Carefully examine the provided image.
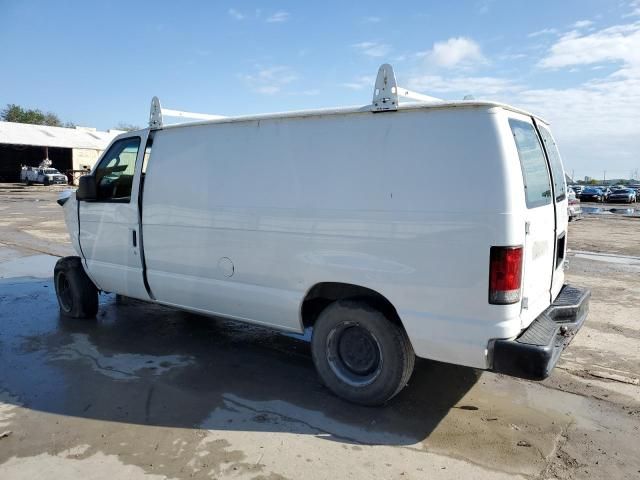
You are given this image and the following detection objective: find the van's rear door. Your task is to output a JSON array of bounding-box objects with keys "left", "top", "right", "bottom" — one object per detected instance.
[
  {"left": 535, "top": 122, "right": 567, "bottom": 302},
  {"left": 508, "top": 116, "right": 556, "bottom": 326}
]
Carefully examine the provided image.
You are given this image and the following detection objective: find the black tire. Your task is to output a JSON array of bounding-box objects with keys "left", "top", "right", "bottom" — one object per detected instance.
[
  {"left": 54, "top": 256, "right": 99, "bottom": 318},
  {"left": 311, "top": 300, "right": 415, "bottom": 406},
  {"left": 43, "top": 177, "right": 50, "bottom": 186}
]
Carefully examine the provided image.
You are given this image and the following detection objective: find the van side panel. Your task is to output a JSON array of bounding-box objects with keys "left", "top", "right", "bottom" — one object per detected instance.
[{"left": 142, "top": 107, "right": 523, "bottom": 368}]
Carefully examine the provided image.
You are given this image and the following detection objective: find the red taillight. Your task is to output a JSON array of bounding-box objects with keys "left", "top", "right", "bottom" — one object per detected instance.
[{"left": 489, "top": 246, "right": 523, "bottom": 305}]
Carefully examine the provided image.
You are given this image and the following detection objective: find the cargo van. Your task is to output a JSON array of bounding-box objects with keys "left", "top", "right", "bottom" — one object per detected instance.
[{"left": 55, "top": 64, "right": 589, "bottom": 405}]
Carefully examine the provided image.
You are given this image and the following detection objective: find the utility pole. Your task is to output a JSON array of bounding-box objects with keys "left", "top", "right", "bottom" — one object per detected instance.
[{"left": 603, "top": 170, "right": 606, "bottom": 184}]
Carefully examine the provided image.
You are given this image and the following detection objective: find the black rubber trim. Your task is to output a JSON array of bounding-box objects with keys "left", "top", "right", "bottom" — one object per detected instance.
[
  {"left": 138, "top": 131, "right": 155, "bottom": 300},
  {"left": 490, "top": 284, "right": 590, "bottom": 380}
]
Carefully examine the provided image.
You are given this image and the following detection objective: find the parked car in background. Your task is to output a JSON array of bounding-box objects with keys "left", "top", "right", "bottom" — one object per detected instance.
[
  {"left": 568, "top": 187, "right": 582, "bottom": 221},
  {"left": 594, "top": 186, "right": 612, "bottom": 201},
  {"left": 571, "top": 185, "right": 584, "bottom": 195},
  {"left": 607, "top": 188, "right": 637, "bottom": 203},
  {"left": 579, "top": 187, "right": 605, "bottom": 202},
  {"left": 20, "top": 166, "right": 68, "bottom": 186}
]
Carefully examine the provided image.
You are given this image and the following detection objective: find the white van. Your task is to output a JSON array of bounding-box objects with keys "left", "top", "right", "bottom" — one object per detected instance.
[{"left": 55, "top": 65, "right": 589, "bottom": 405}]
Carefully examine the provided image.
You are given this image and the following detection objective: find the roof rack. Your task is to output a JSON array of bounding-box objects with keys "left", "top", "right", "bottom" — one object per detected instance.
[
  {"left": 372, "top": 64, "right": 442, "bottom": 112},
  {"left": 148, "top": 64, "right": 442, "bottom": 127},
  {"left": 149, "top": 96, "right": 226, "bottom": 128}
]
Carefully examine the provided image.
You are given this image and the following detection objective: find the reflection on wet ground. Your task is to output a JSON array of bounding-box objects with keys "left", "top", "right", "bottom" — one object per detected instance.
[
  {"left": 0, "top": 277, "right": 478, "bottom": 446},
  {"left": 2, "top": 275, "right": 639, "bottom": 478},
  {"left": 581, "top": 205, "right": 639, "bottom": 216}
]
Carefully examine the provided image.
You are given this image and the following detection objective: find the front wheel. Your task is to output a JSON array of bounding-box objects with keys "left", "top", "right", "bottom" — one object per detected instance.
[
  {"left": 54, "top": 256, "right": 99, "bottom": 318},
  {"left": 311, "top": 300, "right": 415, "bottom": 406}
]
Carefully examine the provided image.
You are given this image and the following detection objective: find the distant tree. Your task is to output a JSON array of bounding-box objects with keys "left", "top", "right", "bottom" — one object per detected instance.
[
  {"left": 1, "top": 104, "right": 62, "bottom": 126},
  {"left": 115, "top": 122, "right": 141, "bottom": 131}
]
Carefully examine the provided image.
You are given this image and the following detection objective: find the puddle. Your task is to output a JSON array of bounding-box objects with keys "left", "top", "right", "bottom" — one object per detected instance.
[
  {"left": 570, "top": 250, "right": 640, "bottom": 272},
  {"left": 53, "top": 333, "right": 194, "bottom": 381},
  {"left": 581, "top": 206, "right": 639, "bottom": 216}
]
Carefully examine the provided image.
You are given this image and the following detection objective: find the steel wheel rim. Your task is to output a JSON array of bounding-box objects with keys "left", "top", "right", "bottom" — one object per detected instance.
[{"left": 326, "top": 322, "right": 383, "bottom": 387}]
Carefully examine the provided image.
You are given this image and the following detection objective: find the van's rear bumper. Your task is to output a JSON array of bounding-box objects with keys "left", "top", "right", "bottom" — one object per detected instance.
[{"left": 490, "top": 285, "right": 590, "bottom": 380}]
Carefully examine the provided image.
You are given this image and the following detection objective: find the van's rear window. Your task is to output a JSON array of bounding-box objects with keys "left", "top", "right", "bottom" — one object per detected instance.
[
  {"left": 509, "top": 119, "right": 552, "bottom": 208},
  {"left": 538, "top": 125, "right": 567, "bottom": 202}
]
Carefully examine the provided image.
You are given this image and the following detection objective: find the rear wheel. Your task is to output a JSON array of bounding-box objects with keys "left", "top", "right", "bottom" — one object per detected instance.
[
  {"left": 311, "top": 300, "right": 415, "bottom": 406},
  {"left": 54, "top": 256, "right": 98, "bottom": 318}
]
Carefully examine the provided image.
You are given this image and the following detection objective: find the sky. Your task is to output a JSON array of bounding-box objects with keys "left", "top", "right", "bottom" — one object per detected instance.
[{"left": 1, "top": 0, "right": 639, "bottom": 180}]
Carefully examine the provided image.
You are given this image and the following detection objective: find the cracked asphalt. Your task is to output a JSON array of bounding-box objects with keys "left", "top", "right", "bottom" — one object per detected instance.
[{"left": 0, "top": 184, "right": 639, "bottom": 479}]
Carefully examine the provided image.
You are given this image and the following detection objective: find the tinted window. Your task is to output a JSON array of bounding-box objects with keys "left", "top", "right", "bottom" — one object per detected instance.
[
  {"left": 538, "top": 125, "right": 566, "bottom": 202},
  {"left": 509, "top": 119, "right": 552, "bottom": 208},
  {"left": 94, "top": 137, "right": 140, "bottom": 201}
]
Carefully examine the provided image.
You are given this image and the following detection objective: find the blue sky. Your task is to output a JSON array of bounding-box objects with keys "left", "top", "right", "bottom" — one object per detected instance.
[{"left": 1, "top": 0, "right": 639, "bottom": 180}]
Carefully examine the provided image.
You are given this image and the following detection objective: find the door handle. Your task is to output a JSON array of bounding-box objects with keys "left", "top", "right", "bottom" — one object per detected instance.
[{"left": 132, "top": 230, "right": 137, "bottom": 247}]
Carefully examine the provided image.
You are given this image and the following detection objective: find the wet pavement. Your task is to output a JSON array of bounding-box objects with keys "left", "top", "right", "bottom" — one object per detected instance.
[
  {"left": 1, "top": 263, "right": 639, "bottom": 479},
  {"left": 579, "top": 202, "right": 640, "bottom": 217}
]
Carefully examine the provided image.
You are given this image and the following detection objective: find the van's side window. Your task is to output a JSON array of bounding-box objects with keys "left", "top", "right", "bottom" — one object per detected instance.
[
  {"left": 538, "top": 125, "right": 566, "bottom": 202},
  {"left": 94, "top": 137, "right": 141, "bottom": 202},
  {"left": 509, "top": 119, "right": 552, "bottom": 208}
]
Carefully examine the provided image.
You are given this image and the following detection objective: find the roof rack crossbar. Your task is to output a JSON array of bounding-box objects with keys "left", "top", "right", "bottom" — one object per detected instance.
[
  {"left": 371, "top": 64, "right": 442, "bottom": 112},
  {"left": 149, "top": 97, "right": 226, "bottom": 128}
]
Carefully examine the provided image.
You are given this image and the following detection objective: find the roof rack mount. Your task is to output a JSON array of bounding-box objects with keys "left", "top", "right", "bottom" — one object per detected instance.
[
  {"left": 149, "top": 97, "right": 226, "bottom": 128},
  {"left": 371, "top": 64, "right": 442, "bottom": 112}
]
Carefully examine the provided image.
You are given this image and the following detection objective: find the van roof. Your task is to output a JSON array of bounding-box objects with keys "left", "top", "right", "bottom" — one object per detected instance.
[{"left": 156, "top": 100, "right": 547, "bottom": 132}]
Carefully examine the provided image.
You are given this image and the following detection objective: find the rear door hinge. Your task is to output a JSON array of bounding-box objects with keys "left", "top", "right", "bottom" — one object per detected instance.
[
  {"left": 525, "top": 221, "right": 531, "bottom": 235},
  {"left": 522, "top": 297, "right": 529, "bottom": 309}
]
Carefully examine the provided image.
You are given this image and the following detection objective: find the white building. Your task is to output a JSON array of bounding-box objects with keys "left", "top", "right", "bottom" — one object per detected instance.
[{"left": 0, "top": 121, "right": 121, "bottom": 182}]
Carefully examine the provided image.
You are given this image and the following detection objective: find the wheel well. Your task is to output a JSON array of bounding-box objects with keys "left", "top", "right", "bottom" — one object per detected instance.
[{"left": 301, "top": 282, "right": 403, "bottom": 329}]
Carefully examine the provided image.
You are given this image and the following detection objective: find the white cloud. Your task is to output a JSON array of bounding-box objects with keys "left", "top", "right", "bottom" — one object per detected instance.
[
  {"left": 516, "top": 76, "right": 640, "bottom": 177},
  {"left": 293, "top": 89, "right": 321, "bottom": 96},
  {"left": 266, "top": 11, "right": 290, "bottom": 23},
  {"left": 421, "top": 37, "right": 486, "bottom": 68},
  {"left": 228, "top": 8, "right": 245, "bottom": 20},
  {"left": 626, "top": 0, "right": 640, "bottom": 17},
  {"left": 499, "top": 52, "right": 527, "bottom": 61},
  {"left": 407, "top": 74, "right": 519, "bottom": 97},
  {"left": 528, "top": 28, "right": 558, "bottom": 38},
  {"left": 522, "top": 19, "right": 640, "bottom": 177},
  {"left": 240, "top": 66, "right": 298, "bottom": 95},
  {"left": 351, "top": 41, "right": 391, "bottom": 58},
  {"left": 538, "top": 23, "right": 640, "bottom": 69},
  {"left": 341, "top": 75, "right": 375, "bottom": 90},
  {"left": 362, "top": 16, "right": 381, "bottom": 23},
  {"left": 572, "top": 20, "right": 594, "bottom": 29},
  {"left": 476, "top": 0, "right": 494, "bottom": 15}
]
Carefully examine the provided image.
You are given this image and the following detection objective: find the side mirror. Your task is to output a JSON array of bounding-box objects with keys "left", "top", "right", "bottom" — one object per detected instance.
[{"left": 76, "top": 175, "right": 97, "bottom": 201}]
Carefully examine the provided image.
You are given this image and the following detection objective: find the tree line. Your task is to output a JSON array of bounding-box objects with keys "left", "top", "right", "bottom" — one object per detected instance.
[{"left": 1, "top": 104, "right": 140, "bottom": 131}]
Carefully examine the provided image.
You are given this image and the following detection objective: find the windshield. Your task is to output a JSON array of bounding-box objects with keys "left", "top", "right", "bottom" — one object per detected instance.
[{"left": 44, "top": 168, "right": 60, "bottom": 174}]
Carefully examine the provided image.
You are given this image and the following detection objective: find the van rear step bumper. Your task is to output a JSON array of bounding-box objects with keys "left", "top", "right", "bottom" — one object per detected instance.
[{"left": 491, "top": 285, "right": 590, "bottom": 380}]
